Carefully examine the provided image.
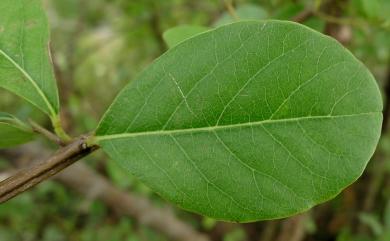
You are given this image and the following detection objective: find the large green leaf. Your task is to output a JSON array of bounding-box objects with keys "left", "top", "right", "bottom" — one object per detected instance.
[
  {"left": 0, "top": 112, "right": 34, "bottom": 148},
  {"left": 0, "top": 0, "right": 59, "bottom": 117},
  {"left": 95, "top": 21, "right": 382, "bottom": 222}
]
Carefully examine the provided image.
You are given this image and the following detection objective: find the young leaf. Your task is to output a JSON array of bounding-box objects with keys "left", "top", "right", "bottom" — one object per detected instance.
[
  {"left": 214, "top": 4, "right": 268, "bottom": 26},
  {"left": 163, "top": 25, "right": 210, "bottom": 49},
  {"left": 0, "top": 0, "right": 59, "bottom": 117},
  {"left": 95, "top": 21, "right": 382, "bottom": 222},
  {"left": 0, "top": 112, "right": 34, "bottom": 148}
]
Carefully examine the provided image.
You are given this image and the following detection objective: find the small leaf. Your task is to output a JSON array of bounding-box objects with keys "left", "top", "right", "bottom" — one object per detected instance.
[
  {"left": 0, "top": 0, "right": 59, "bottom": 117},
  {"left": 95, "top": 21, "right": 382, "bottom": 222},
  {"left": 0, "top": 112, "right": 34, "bottom": 148},
  {"left": 214, "top": 4, "right": 268, "bottom": 26},
  {"left": 163, "top": 25, "right": 210, "bottom": 49}
]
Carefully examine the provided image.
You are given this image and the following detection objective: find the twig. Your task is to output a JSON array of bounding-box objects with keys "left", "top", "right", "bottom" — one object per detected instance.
[
  {"left": 51, "top": 115, "right": 72, "bottom": 142},
  {"left": 28, "top": 119, "right": 64, "bottom": 146},
  {"left": 224, "top": 0, "right": 239, "bottom": 20},
  {"left": 0, "top": 136, "right": 98, "bottom": 203}
]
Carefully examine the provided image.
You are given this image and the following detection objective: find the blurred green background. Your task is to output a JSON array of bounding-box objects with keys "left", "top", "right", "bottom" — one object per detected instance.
[{"left": 1, "top": 0, "right": 390, "bottom": 240}]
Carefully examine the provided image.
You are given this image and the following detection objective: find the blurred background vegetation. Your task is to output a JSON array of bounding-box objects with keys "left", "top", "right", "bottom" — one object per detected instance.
[{"left": 1, "top": 0, "right": 390, "bottom": 240}]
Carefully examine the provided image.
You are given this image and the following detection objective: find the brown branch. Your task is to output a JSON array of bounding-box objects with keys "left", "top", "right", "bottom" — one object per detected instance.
[{"left": 0, "top": 136, "right": 98, "bottom": 203}]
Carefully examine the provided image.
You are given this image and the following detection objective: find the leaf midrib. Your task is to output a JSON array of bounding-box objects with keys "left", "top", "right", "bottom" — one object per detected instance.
[
  {"left": 95, "top": 112, "right": 379, "bottom": 141},
  {"left": 0, "top": 49, "right": 56, "bottom": 116}
]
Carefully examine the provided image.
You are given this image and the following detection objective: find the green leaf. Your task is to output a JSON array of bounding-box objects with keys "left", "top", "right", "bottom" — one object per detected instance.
[
  {"left": 0, "top": 0, "right": 59, "bottom": 117},
  {"left": 163, "top": 25, "right": 210, "bottom": 49},
  {"left": 95, "top": 20, "right": 382, "bottom": 222},
  {"left": 214, "top": 4, "right": 268, "bottom": 26},
  {"left": 0, "top": 112, "right": 34, "bottom": 148}
]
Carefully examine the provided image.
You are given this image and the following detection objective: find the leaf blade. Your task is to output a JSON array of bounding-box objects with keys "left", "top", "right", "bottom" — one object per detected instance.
[
  {"left": 0, "top": 0, "right": 59, "bottom": 116},
  {"left": 96, "top": 20, "right": 382, "bottom": 221}
]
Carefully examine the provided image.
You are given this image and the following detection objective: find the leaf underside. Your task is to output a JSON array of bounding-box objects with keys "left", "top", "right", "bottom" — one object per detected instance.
[
  {"left": 96, "top": 20, "right": 382, "bottom": 222},
  {"left": 0, "top": 0, "right": 59, "bottom": 116}
]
